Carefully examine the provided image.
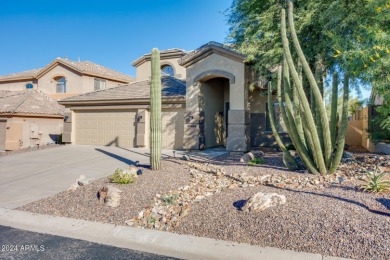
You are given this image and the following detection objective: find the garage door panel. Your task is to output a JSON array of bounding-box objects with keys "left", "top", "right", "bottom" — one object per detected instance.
[
  {"left": 75, "top": 110, "right": 136, "bottom": 147},
  {"left": 161, "top": 111, "right": 184, "bottom": 149}
]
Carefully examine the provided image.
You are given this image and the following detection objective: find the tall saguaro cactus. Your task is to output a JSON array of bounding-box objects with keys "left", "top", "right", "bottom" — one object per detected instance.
[
  {"left": 268, "top": 1, "right": 349, "bottom": 174},
  {"left": 150, "top": 48, "right": 162, "bottom": 170}
]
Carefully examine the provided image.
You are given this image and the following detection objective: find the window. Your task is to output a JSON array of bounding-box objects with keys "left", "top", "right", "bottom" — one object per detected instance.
[
  {"left": 25, "top": 83, "right": 33, "bottom": 89},
  {"left": 55, "top": 77, "right": 66, "bottom": 93},
  {"left": 265, "top": 102, "right": 287, "bottom": 133},
  {"left": 94, "top": 78, "right": 106, "bottom": 91},
  {"left": 161, "top": 65, "right": 174, "bottom": 76}
]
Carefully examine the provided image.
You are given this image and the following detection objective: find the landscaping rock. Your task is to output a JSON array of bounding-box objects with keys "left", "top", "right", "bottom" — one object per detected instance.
[
  {"left": 182, "top": 155, "right": 190, "bottom": 161},
  {"left": 241, "top": 192, "right": 286, "bottom": 212},
  {"left": 67, "top": 175, "right": 87, "bottom": 191},
  {"left": 78, "top": 178, "right": 94, "bottom": 186},
  {"left": 128, "top": 165, "right": 140, "bottom": 176},
  {"left": 240, "top": 151, "right": 265, "bottom": 163},
  {"left": 105, "top": 185, "right": 122, "bottom": 207}
]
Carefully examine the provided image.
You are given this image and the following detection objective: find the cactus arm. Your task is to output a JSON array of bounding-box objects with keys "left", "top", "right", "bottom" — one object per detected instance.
[
  {"left": 281, "top": 8, "right": 326, "bottom": 174},
  {"left": 294, "top": 59, "right": 305, "bottom": 146},
  {"left": 287, "top": 2, "right": 332, "bottom": 169},
  {"left": 282, "top": 58, "right": 319, "bottom": 174},
  {"left": 330, "top": 73, "right": 349, "bottom": 174},
  {"left": 268, "top": 74, "right": 299, "bottom": 169},
  {"left": 330, "top": 72, "right": 339, "bottom": 149},
  {"left": 150, "top": 48, "right": 162, "bottom": 170}
]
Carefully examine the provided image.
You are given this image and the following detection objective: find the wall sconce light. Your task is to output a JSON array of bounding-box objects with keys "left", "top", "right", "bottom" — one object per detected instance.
[
  {"left": 189, "top": 116, "right": 194, "bottom": 120},
  {"left": 137, "top": 116, "right": 143, "bottom": 122}
]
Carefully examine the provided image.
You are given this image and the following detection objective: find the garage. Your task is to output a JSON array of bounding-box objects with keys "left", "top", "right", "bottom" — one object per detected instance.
[
  {"left": 75, "top": 110, "right": 136, "bottom": 147},
  {"left": 161, "top": 110, "right": 184, "bottom": 149}
]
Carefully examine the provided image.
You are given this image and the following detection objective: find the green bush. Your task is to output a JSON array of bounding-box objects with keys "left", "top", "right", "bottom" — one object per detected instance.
[
  {"left": 161, "top": 194, "right": 179, "bottom": 205},
  {"left": 108, "top": 168, "right": 135, "bottom": 184},
  {"left": 248, "top": 157, "right": 265, "bottom": 166},
  {"left": 361, "top": 166, "right": 390, "bottom": 193}
]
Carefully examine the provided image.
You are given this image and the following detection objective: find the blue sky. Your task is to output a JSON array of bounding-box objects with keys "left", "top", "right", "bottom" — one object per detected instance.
[{"left": 0, "top": 0, "right": 232, "bottom": 77}]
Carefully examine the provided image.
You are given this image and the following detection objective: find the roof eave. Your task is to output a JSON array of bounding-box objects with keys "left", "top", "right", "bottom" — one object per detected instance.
[
  {"left": 179, "top": 45, "right": 246, "bottom": 68},
  {"left": 59, "top": 97, "right": 185, "bottom": 106},
  {"left": 132, "top": 51, "right": 186, "bottom": 67}
]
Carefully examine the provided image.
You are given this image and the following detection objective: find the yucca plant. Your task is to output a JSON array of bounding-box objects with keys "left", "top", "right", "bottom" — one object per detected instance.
[{"left": 361, "top": 166, "right": 390, "bottom": 193}]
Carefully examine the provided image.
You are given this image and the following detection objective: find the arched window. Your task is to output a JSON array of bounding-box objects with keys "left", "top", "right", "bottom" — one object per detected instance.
[
  {"left": 55, "top": 77, "right": 66, "bottom": 93},
  {"left": 25, "top": 83, "right": 33, "bottom": 89},
  {"left": 161, "top": 65, "right": 174, "bottom": 76}
]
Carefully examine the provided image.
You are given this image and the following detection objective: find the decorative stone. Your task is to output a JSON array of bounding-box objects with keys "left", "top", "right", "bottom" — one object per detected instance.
[
  {"left": 241, "top": 192, "right": 286, "bottom": 212},
  {"left": 182, "top": 155, "right": 190, "bottom": 161},
  {"left": 67, "top": 175, "right": 87, "bottom": 191},
  {"left": 105, "top": 185, "right": 122, "bottom": 207},
  {"left": 78, "top": 178, "right": 94, "bottom": 186}
]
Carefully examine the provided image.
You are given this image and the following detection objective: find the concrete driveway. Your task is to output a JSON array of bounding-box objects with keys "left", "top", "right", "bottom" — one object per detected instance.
[{"left": 0, "top": 145, "right": 168, "bottom": 209}]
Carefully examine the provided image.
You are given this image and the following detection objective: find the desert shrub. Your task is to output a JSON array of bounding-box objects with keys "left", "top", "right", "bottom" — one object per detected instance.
[
  {"left": 161, "top": 194, "right": 179, "bottom": 205},
  {"left": 108, "top": 168, "right": 135, "bottom": 184},
  {"left": 361, "top": 166, "right": 390, "bottom": 193},
  {"left": 248, "top": 157, "right": 265, "bottom": 166}
]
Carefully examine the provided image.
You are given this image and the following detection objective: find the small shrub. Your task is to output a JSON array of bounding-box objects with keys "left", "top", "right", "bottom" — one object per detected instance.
[
  {"left": 108, "top": 168, "right": 135, "bottom": 184},
  {"left": 248, "top": 157, "right": 265, "bottom": 166},
  {"left": 361, "top": 166, "right": 390, "bottom": 193},
  {"left": 161, "top": 194, "right": 179, "bottom": 205}
]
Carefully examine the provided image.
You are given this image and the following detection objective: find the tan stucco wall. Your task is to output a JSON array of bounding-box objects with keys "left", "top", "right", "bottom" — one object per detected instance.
[
  {"left": 184, "top": 53, "right": 249, "bottom": 151},
  {"left": 4, "top": 116, "right": 63, "bottom": 150},
  {"left": 0, "top": 80, "right": 38, "bottom": 91},
  {"left": 135, "top": 57, "right": 186, "bottom": 81}
]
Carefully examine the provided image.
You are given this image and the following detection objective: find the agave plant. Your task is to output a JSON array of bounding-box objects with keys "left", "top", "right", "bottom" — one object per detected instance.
[{"left": 361, "top": 166, "right": 390, "bottom": 193}]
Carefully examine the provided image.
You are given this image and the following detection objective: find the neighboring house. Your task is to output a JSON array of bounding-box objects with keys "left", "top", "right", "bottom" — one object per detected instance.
[
  {"left": 346, "top": 91, "right": 390, "bottom": 154},
  {"left": 0, "top": 90, "right": 64, "bottom": 151},
  {"left": 59, "top": 42, "right": 288, "bottom": 151},
  {"left": 0, "top": 58, "right": 134, "bottom": 100}
]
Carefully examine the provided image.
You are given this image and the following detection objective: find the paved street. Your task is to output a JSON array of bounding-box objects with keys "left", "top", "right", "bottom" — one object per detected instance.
[{"left": 0, "top": 225, "right": 178, "bottom": 260}]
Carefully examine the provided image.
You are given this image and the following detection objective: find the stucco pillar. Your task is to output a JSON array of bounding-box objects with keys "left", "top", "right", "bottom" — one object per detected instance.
[
  {"left": 227, "top": 110, "right": 250, "bottom": 151},
  {"left": 183, "top": 81, "right": 203, "bottom": 150},
  {"left": 136, "top": 109, "right": 147, "bottom": 147},
  {"left": 62, "top": 109, "right": 72, "bottom": 143}
]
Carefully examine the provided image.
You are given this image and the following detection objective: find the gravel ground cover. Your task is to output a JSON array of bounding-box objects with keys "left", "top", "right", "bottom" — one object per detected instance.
[
  {"left": 19, "top": 152, "right": 390, "bottom": 259},
  {"left": 19, "top": 160, "right": 191, "bottom": 225}
]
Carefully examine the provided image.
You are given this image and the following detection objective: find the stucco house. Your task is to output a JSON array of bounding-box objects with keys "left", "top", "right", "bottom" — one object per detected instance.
[
  {"left": 0, "top": 58, "right": 134, "bottom": 100},
  {"left": 59, "top": 42, "right": 286, "bottom": 152},
  {"left": 0, "top": 90, "right": 64, "bottom": 151}
]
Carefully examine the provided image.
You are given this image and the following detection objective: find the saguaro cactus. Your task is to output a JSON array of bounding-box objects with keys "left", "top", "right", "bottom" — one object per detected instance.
[
  {"left": 272, "top": 1, "right": 349, "bottom": 174},
  {"left": 150, "top": 48, "right": 162, "bottom": 170}
]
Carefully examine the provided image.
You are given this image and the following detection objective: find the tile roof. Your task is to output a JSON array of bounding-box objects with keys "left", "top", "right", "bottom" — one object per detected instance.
[
  {"left": 0, "top": 68, "right": 41, "bottom": 81},
  {"left": 132, "top": 49, "right": 187, "bottom": 67},
  {"left": 52, "top": 58, "right": 134, "bottom": 82},
  {"left": 59, "top": 76, "right": 186, "bottom": 103},
  {"left": 0, "top": 90, "right": 64, "bottom": 116},
  {"left": 179, "top": 41, "right": 246, "bottom": 67},
  {"left": 0, "top": 58, "right": 134, "bottom": 83}
]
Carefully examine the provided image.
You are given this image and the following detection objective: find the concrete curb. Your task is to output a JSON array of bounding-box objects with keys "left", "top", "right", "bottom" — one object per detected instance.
[{"left": 0, "top": 208, "right": 347, "bottom": 260}]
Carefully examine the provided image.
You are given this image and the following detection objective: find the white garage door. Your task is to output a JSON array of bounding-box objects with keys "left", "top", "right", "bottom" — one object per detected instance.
[
  {"left": 161, "top": 111, "right": 184, "bottom": 149},
  {"left": 75, "top": 110, "right": 136, "bottom": 147}
]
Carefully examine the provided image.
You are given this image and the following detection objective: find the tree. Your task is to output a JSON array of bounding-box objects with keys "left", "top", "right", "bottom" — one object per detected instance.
[{"left": 227, "top": 0, "right": 390, "bottom": 92}]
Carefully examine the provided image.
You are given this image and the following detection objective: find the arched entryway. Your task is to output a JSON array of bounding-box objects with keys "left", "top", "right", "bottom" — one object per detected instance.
[{"left": 198, "top": 77, "right": 230, "bottom": 148}]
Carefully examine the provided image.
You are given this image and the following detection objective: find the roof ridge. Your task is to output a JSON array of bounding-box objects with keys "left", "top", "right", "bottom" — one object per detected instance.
[{"left": 11, "top": 91, "right": 33, "bottom": 113}]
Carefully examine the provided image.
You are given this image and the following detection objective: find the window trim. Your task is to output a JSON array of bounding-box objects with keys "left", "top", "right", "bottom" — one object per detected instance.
[
  {"left": 54, "top": 76, "right": 67, "bottom": 93},
  {"left": 94, "top": 78, "right": 106, "bottom": 91},
  {"left": 160, "top": 64, "right": 175, "bottom": 77}
]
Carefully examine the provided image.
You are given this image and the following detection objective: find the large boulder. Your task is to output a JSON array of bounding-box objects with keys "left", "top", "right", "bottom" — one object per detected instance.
[{"left": 241, "top": 192, "right": 286, "bottom": 212}]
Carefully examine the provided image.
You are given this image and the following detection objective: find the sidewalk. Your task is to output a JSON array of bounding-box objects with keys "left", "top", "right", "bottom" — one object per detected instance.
[{"left": 0, "top": 208, "right": 347, "bottom": 260}]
